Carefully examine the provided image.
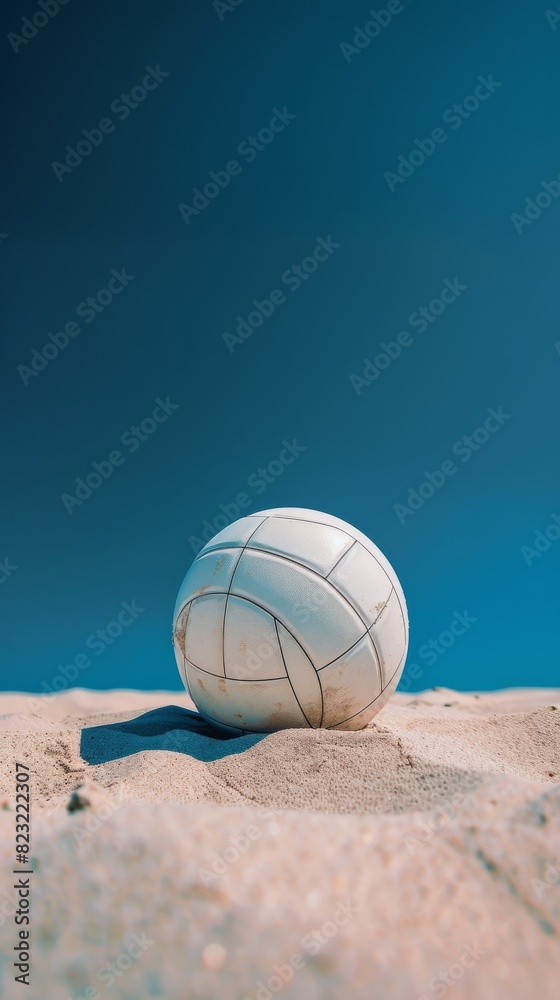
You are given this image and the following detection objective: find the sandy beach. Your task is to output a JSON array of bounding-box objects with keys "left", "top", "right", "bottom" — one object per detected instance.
[{"left": 0, "top": 686, "right": 559, "bottom": 999}]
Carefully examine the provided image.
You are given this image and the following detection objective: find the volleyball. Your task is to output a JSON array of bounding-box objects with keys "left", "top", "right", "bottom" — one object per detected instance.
[{"left": 173, "top": 507, "right": 408, "bottom": 733}]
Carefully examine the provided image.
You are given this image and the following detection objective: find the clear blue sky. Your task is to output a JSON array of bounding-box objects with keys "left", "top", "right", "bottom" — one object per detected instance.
[{"left": 1, "top": 0, "right": 559, "bottom": 693}]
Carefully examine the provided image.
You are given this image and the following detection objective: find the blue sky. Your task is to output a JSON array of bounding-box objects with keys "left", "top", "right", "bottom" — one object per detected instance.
[{"left": 1, "top": 0, "right": 559, "bottom": 693}]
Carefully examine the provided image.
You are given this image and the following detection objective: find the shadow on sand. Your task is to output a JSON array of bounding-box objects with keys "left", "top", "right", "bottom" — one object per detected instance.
[{"left": 80, "top": 705, "right": 267, "bottom": 764}]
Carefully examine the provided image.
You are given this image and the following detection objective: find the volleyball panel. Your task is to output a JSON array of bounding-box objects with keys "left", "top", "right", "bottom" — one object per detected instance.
[
  {"left": 185, "top": 662, "right": 311, "bottom": 732},
  {"left": 184, "top": 593, "right": 226, "bottom": 676},
  {"left": 327, "top": 541, "right": 394, "bottom": 628},
  {"left": 223, "top": 595, "right": 286, "bottom": 680},
  {"left": 230, "top": 547, "right": 365, "bottom": 668},
  {"left": 368, "top": 588, "right": 408, "bottom": 687},
  {"left": 254, "top": 508, "right": 408, "bottom": 629},
  {"left": 198, "top": 515, "right": 267, "bottom": 555},
  {"left": 173, "top": 547, "right": 240, "bottom": 618},
  {"left": 318, "top": 634, "right": 381, "bottom": 729},
  {"left": 247, "top": 516, "right": 353, "bottom": 576},
  {"left": 277, "top": 622, "right": 323, "bottom": 727},
  {"left": 327, "top": 682, "right": 396, "bottom": 731}
]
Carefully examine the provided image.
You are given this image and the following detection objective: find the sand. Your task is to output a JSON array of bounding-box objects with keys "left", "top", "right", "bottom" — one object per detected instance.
[{"left": 0, "top": 686, "right": 559, "bottom": 999}]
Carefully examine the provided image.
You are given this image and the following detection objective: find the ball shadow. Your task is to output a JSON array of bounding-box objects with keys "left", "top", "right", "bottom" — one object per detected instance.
[{"left": 80, "top": 704, "right": 266, "bottom": 764}]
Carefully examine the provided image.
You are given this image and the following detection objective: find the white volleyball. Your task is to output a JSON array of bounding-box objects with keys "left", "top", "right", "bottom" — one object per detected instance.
[{"left": 173, "top": 508, "right": 409, "bottom": 733}]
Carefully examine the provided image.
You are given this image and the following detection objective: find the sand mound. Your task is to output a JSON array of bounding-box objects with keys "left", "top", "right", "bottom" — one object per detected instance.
[{"left": 0, "top": 687, "right": 559, "bottom": 999}]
